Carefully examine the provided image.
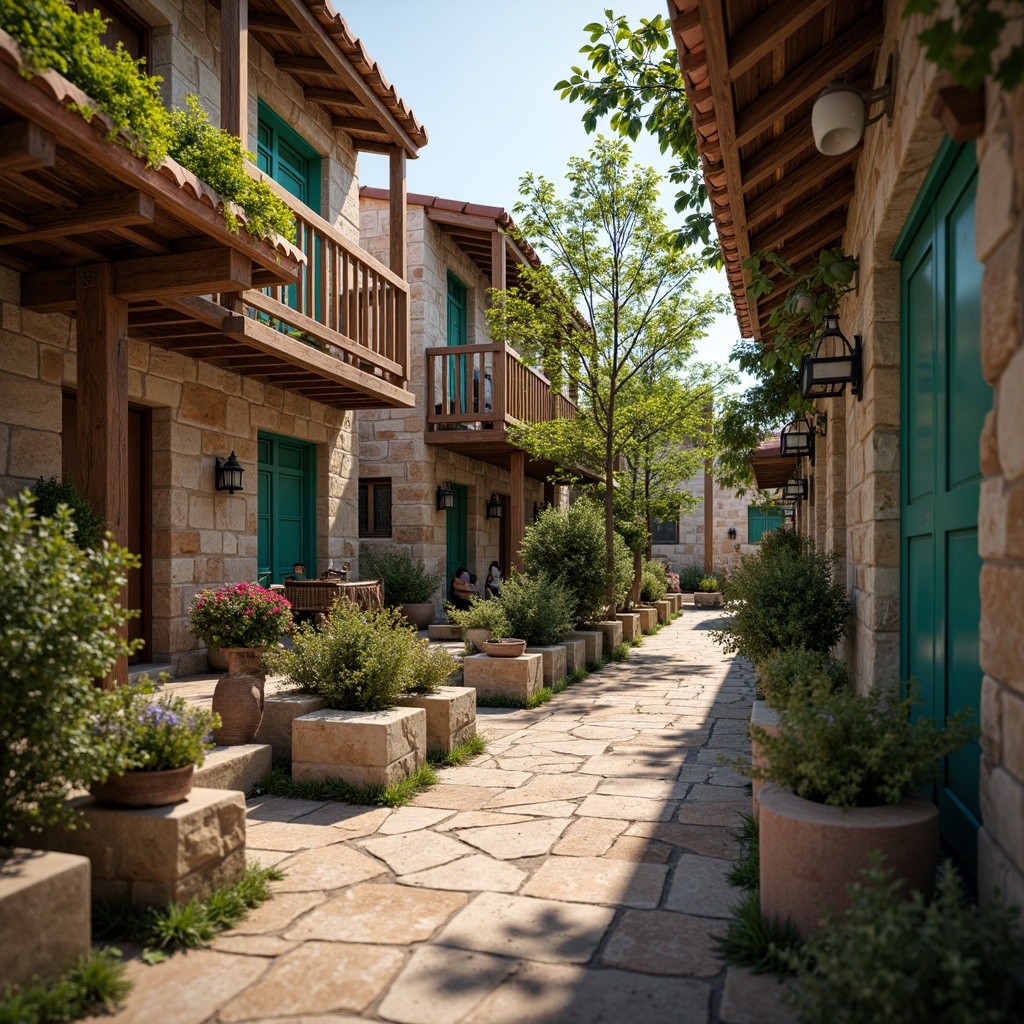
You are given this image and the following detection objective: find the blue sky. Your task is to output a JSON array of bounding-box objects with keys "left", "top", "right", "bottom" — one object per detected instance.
[{"left": 349, "top": 1, "right": 747, "bottom": 379}]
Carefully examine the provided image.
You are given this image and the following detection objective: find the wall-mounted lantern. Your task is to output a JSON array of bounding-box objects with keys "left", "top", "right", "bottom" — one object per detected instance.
[
  {"left": 436, "top": 481, "right": 456, "bottom": 511},
  {"left": 486, "top": 493, "right": 503, "bottom": 520},
  {"left": 727, "top": 527, "right": 737, "bottom": 540},
  {"left": 782, "top": 476, "right": 808, "bottom": 501},
  {"left": 812, "top": 54, "right": 896, "bottom": 155},
  {"left": 779, "top": 416, "right": 813, "bottom": 457},
  {"left": 215, "top": 451, "right": 244, "bottom": 494},
  {"left": 800, "top": 315, "right": 863, "bottom": 401}
]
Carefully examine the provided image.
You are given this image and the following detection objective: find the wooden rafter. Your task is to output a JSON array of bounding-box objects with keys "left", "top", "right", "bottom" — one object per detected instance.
[{"left": 728, "top": 0, "right": 832, "bottom": 79}]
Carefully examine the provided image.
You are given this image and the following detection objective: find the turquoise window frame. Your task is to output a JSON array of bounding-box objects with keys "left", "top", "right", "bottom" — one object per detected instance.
[
  {"left": 256, "top": 101, "right": 322, "bottom": 215},
  {"left": 747, "top": 505, "right": 785, "bottom": 544}
]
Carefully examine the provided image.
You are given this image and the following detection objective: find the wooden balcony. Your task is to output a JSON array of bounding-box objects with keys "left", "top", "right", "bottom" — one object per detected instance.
[{"left": 424, "top": 343, "right": 594, "bottom": 480}]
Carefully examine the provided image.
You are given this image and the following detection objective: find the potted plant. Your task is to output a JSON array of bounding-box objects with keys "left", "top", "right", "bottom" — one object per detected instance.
[
  {"left": 360, "top": 545, "right": 442, "bottom": 629},
  {"left": 188, "top": 583, "right": 292, "bottom": 744},
  {"left": 751, "top": 683, "right": 978, "bottom": 937},
  {"left": 89, "top": 683, "right": 219, "bottom": 807},
  {"left": 493, "top": 572, "right": 575, "bottom": 648},
  {"left": 693, "top": 575, "right": 723, "bottom": 607},
  {"left": 482, "top": 638, "right": 527, "bottom": 658},
  {"left": 640, "top": 560, "right": 668, "bottom": 605},
  {"left": 445, "top": 595, "right": 510, "bottom": 652}
]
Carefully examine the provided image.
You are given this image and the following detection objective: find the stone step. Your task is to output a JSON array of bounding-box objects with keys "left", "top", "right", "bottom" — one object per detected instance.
[
  {"left": 128, "top": 662, "right": 175, "bottom": 685},
  {"left": 194, "top": 744, "right": 272, "bottom": 794}
]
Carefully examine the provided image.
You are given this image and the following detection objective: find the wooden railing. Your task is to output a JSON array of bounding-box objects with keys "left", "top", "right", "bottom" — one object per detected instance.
[
  {"left": 236, "top": 169, "right": 408, "bottom": 385},
  {"left": 425, "top": 342, "right": 577, "bottom": 431}
]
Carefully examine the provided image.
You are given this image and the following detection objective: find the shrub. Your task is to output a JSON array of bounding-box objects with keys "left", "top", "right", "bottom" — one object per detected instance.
[
  {"left": 749, "top": 683, "right": 978, "bottom": 808},
  {"left": 699, "top": 575, "right": 720, "bottom": 593},
  {"left": 407, "top": 642, "right": 457, "bottom": 695},
  {"left": 30, "top": 476, "right": 105, "bottom": 549},
  {"left": 495, "top": 571, "right": 576, "bottom": 646},
  {"left": 756, "top": 648, "right": 848, "bottom": 708},
  {"left": 0, "top": 494, "right": 138, "bottom": 852},
  {"left": 94, "top": 681, "right": 219, "bottom": 773},
  {"left": 788, "top": 855, "right": 1024, "bottom": 1024},
  {"left": 188, "top": 582, "right": 292, "bottom": 650},
  {"left": 268, "top": 604, "right": 450, "bottom": 711},
  {"left": 676, "top": 564, "right": 706, "bottom": 591},
  {"left": 360, "top": 545, "right": 442, "bottom": 606},
  {"left": 640, "top": 560, "right": 668, "bottom": 603},
  {"left": 445, "top": 596, "right": 509, "bottom": 638},
  {"left": 711, "top": 541, "right": 850, "bottom": 664}
]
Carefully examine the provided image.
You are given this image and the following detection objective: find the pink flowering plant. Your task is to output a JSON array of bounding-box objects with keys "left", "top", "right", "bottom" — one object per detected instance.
[{"left": 187, "top": 581, "right": 292, "bottom": 649}]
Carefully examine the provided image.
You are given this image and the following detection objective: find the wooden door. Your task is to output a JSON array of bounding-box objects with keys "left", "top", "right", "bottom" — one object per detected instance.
[
  {"left": 445, "top": 483, "right": 468, "bottom": 585},
  {"left": 62, "top": 394, "right": 151, "bottom": 663},
  {"left": 898, "top": 140, "right": 988, "bottom": 874},
  {"left": 257, "top": 432, "right": 317, "bottom": 585}
]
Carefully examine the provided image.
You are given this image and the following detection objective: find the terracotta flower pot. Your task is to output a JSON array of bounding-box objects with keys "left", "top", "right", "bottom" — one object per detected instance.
[
  {"left": 401, "top": 602, "right": 435, "bottom": 630},
  {"left": 207, "top": 647, "right": 229, "bottom": 672},
  {"left": 90, "top": 764, "right": 195, "bottom": 808},
  {"left": 482, "top": 638, "right": 527, "bottom": 658},
  {"left": 212, "top": 652, "right": 265, "bottom": 745},
  {"left": 466, "top": 627, "right": 491, "bottom": 652},
  {"left": 223, "top": 647, "right": 267, "bottom": 682},
  {"left": 758, "top": 783, "right": 939, "bottom": 938}
]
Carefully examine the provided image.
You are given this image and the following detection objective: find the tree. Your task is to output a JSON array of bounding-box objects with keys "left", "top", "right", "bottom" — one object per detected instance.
[{"left": 488, "top": 137, "right": 727, "bottom": 616}]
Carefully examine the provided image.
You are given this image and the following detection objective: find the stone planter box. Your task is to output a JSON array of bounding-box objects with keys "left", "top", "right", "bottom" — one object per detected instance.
[
  {"left": 292, "top": 707, "right": 426, "bottom": 788},
  {"left": 759, "top": 784, "right": 939, "bottom": 938},
  {"left": 654, "top": 599, "right": 671, "bottom": 623},
  {"left": 397, "top": 686, "right": 477, "bottom": 755},
  {"left": 568, "top": 630, "right": 603, "bottom": 665},
  {"left": 592, "top": 620, "right": 623, "bottom": 653},
  {"left": 463, "top": 652, "right": 543, "bottom": 702},
  {"left": 254, "top": 692, "right": 327, "bottom": 760},
  {"left": 525, "top": 645, "right": 567, "bottom": 686},
  {"left": 466, "top": 628, "right": 492, "bottom": 653},
  {"left": 616, "top": 612, "right": 641, "bottom": 641},
  {"left": 194, "top": 744, "right": 273, "bottom": 793},
  {"left": 427, "top": 623, "right": 462, "bottom": 641},
  {"left": 668, "top": 594, "right": 682, "bottom": 613},
  {"left": 694, "top": 591, "right": 723, "bottom": 607},
  {"left": 33, "top": 788, "right": 246, "bottom": 908},
  {"left": 636, "top": 607, "right": 658, "bottom": 632},
  {"left": 556, "top": 637, "right": 587, "bottom": 674},
  {"left": 750, "top": 700, "right": 781, "bottom": 819},
  {"left": 0, "top": 849, "right": 90, "bottom": 989}
]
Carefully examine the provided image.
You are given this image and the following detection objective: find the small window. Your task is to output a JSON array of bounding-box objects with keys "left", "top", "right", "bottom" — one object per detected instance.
[
  {"left": 359, "top": 479, "right": 392, "bottom": 537},
  {"left": 747, "top": 505, "right": 785, "bottom": 544},
  {"left": 651, "top": 518, "right": 679, "bottom": 545}
]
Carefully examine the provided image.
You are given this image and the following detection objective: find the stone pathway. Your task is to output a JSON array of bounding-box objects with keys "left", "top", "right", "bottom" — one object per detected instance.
[{"left": 92, "top": 610, "right": 796, "bottom": 1024}]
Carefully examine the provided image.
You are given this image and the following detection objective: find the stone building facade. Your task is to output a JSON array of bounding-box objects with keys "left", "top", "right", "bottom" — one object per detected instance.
[{"left": 0, "top": 0, "right": 423, "bottom": 674}]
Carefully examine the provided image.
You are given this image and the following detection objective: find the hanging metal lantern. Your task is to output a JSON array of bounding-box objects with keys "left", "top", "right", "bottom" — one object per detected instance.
[
  {"left": 215, "top": 451, "right": 244, "bottom": 494},
  {"left": 779, "top": 416, "right": 813, "bottom": 457},
  {"left": 486, "top": 493, "right": 503, "bottom": 519},
  {"left": 800, "top": 314, "right": 862, "bottom": 400},
  {"left": 436, "top": 481, "right": 456, "bottom": 511}
]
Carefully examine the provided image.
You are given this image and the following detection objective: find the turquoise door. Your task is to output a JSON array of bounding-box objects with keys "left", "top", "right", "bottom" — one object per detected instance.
[
  {"left": 447, "top": 273, "right": 468, "bottom": 414},
  {"left": 257, "top": 432, "right": 317, "bottom": 585},
  {"left": 445, "top": 483, "right": 468, "bottom": 585},
  {"left": 897, "top": 140, "right": 989, "bottom": 874}
]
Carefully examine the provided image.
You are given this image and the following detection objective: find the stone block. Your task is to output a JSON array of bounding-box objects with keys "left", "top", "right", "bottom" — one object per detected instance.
[
  {"left": 0, "top": 849, "right": 90, "bottom": 989},
  {"left": 254, "top": 692, "right": 327, "bottom": 759},
  {"left": 397, "top": 686, "right": 478, "bottom": 755},
  {"left": 463, "top": 653, "right": 543, "bottom": 702},
  {"left": 750, "top": 700, "right": 781, "bottom": 818},
  {"left": 557, "top": 638, "right": 587, "bottom": 674},
  {"left": 668, "top": 594, "right": 683, "bottom": 613},
  {"left": 33, "top": 788, "right": 246, "bottom": 907},
  {"left": 636, "top": 607, "right": 658, "bottom": 632},
  {"left": 616, "top": 613, "right": 641, "bottom": 641},
  {"left": 592, "top": 620, "right": 623, "bottom": 653},
  {"left": 569, "top": 631, "right": 602, "bottom": 665},
  {"left": 194, "top": 744, "right": 272, "bottom": 793},
  {"left": 428, "top": 623, "right": 463, "bottom": 641},
  {"left": 292, "top": 707, "right": 426, "bottom": 788},
  {"left": 693, "top": 592, "right": 722, "bottom": 607},
  {"left": 654, "top": 599, "right": 671, "bottom": 623},
  {"left": 525, "top": 646, "right": 567, "bottom": 686}
]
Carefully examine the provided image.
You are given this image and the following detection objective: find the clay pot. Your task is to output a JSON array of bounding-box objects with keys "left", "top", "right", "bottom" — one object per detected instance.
[
  {"left": 482, "top": 638, "right": 527, "bottom": 658},
  {"left": 758, "top": 783, "right": 939, "bottom": 938},
  {"left": 401, "top": 602, "right": 435, "bottom": 630},
  {"left": 212, "top": 672, "right": 264, "bottom": 745},
  {"left": 223, "top": 647, "right": 267, "bottom": 682},
  {"left": 90, "top": 764, "right": 195, "bottom": 808},
  {"left": 750, "top": 700, "right": 781, "bottom": 819},
  {"left": 465, "top": 627, "right": 491, "bottom": 652},
  {"left": 207, "top": 647, "right": 229, "bottom": 672}
]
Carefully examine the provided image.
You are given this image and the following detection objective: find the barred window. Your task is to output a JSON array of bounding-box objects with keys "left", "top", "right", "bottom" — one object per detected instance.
[
  {"left": 651, "top": 518, "right": 679, "bottom": 544},
  {"left": 359, "top": 479, "right": 392, "bottom": 538}
]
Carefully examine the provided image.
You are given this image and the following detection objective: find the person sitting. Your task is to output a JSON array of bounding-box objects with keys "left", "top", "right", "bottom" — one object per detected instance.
[
  {"left": 448, "top": 565, "right": 476, "bottom": 611},
  {"left": 485, "top": 560, "right": 502, "bottom": 599}
]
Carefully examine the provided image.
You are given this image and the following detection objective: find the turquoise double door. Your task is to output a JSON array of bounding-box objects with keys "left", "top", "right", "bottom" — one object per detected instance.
[
  {"left": 897, "top": 140, "right": 988, "bottom": 874},
  {"left": 257, "top": 432, "right": 317, "bottom": 586}
]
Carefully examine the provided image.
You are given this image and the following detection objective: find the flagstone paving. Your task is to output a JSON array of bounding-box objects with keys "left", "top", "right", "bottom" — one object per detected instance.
[{"left": 91, "top": 609, "right": 797, "bottom": 1024}]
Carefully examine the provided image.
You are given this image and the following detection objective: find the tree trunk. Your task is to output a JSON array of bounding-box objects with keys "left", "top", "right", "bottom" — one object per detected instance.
[
  {"left": 631, "top": 548, "right": 642, "bottom": 606},
  {"left": 605, "top": 448, "right": 617, "bottom": 620}
]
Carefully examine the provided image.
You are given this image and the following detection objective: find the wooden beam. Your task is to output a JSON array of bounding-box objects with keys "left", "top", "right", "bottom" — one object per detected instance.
[
  {"left": 303, "top": 86, "right": 358, "bottom": 104},
  {"left": 276, "top": 54, "right": 335, "bottom": 74},
  {"left": 0, "top": 121, "right": 56, "bottom": 175},
  {"left": 728, "top": 0, "right": 832, "bottom": 79},
  {"left": 331, "top": 116, "right": 385, "bottom": 134},
  {"left": 76, "top": 263, "right": 128, "bottom": 689},
  {"left": 0, "top": 191, "right": 155, "bottom": 247},
  {"left": 932, "top": 86, "right": 985, "bottom": 142},
  {"left": 352, "top": 139, "right": 393, "bottom": 155},
  {"left": 750, "top": 173, "right": 853, "bottom": 253},
  {"left": 744, "top": 152, "right": 857, "bottom": 229},
  {"left": 735, "top": 16, "right": 882, "bottom": 147},
  {"left": 220, "top": 0, "right": 248, "bottom": 140},
  {"left": 389, "top": 147, "right": 407, "bottom": 279},
  {"left": 425, "top": 209, "right": 499, "bottom": 233},
  {"left": 249, "top": 14, "right": 304, "bottom": 36},
  {"left": 491, "top": 230, "right": 506, "bottom": 291},
  {"left": 510, "top": 450, "right": 525, "bottom": 574},
  {"left": 740, "top": 114, "right": 816, "bottom": 192}
]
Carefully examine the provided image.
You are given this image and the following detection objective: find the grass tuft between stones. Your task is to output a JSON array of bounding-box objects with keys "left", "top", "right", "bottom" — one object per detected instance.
[
  {"left": 428, "top": 733, "right": 488, "bottom": 767},
  {"left": 92, "top": 862, "right": 284, "bottom": 961},
  {"left": 251, "top": 762, "right": 438, "bottom": 808},
  {"left": 725, "top": 812, "right": 760, "bottom": 891},
  {"left": 0, "top": 947, "right": 131, "bottom": 1024}
]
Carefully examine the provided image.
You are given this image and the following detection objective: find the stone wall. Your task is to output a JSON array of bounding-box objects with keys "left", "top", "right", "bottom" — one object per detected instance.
[{"left": 359, "top": 197, "right": 548, "bottom": 615}]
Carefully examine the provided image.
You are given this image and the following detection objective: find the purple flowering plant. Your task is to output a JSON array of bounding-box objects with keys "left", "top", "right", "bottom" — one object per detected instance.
[
  {"left": 93, "top": 681, "right": 219, "bottom": 774},
  {"left": 188, "top": 581, "right": 292, "bottom": 650}
]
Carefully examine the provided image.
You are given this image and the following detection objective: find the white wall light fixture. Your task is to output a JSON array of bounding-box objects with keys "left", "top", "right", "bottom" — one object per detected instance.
[{"left": 812, "top": 54, "right": 896, "bottom": 156}]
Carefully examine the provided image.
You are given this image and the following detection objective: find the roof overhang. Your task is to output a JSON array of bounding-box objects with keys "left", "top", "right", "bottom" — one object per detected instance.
[{"left": 750, "top": 438, "right": 797, "bottom": 490}]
